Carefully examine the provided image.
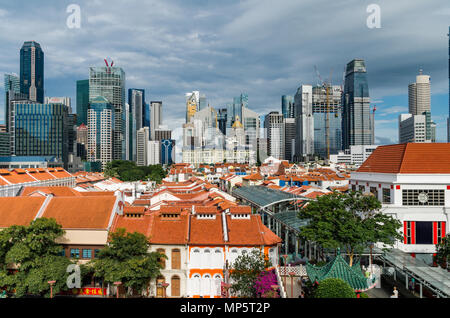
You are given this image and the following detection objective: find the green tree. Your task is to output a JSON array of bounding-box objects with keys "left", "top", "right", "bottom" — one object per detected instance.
[
  {"left": 298, "top": 191, "right": 402, "bottom": 266},
  {"left": 0, "top": 218, "right": 74, "bottom": 297},
  {"left": 90, "top": 228, "right": 165, "bottom": 296},
  {"left": 313, "top": 278, "right": 356, "bottom": 298},
  {"left": 229, "top": 249, "right": 271, "bottom": 297},
  {"left": 434, "top": 234, "right": 450, "bottom": 269},
  {"left": 103, "top": 160, "right": 166, "bottom": 183}
]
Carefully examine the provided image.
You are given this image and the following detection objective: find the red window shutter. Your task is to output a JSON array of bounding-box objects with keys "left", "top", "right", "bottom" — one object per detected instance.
[
  {"left": 442, "top": 222, "right": 447, "bottom": 237},
  {"left": 404, "top": 222, "right": 408, "bottom": 244},
  {"left": 433, "top": 222, "right": 438, "bottom": 245},
  {"left": 390, "top": 185, "right": 394, "bottom": 190},
  {"left": 411, "top": 222, "right": 415, "bottom": 245},
  {"left": 396, "top": 185, "right": 400, "bottom": 190}
]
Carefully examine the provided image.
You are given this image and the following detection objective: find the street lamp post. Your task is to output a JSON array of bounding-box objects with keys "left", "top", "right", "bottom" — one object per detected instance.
[
  {"left": 114, "top": 281, "right": 122, "bottom": 299},
  {"left": 47, "top": 280, "right": 56, "bottom": 299}
]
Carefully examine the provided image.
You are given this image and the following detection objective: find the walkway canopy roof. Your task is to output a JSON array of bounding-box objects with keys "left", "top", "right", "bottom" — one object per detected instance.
[
  {"left": 232, "top": 186, "right": 304, "bottom": 209},
  {"left": 379, "top": 249, "right": 450, "bottom": 297}
]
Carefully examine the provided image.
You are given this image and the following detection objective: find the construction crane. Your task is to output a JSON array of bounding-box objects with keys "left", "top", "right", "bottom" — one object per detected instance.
[{"left": 314, "top": 66, "right": 333, "bottom": 160}]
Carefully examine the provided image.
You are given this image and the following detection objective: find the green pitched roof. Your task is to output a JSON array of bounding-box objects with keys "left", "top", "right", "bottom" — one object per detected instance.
[{"left": 306, "top": 251, "right": 369, "bottom": 291}]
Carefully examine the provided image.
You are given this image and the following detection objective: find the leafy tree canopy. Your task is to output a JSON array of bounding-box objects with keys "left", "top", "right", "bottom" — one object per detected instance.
[
  {"left": 298, "top": 191, "right": 402, "bottom": 265},
  {"left": 104, "top": 160, "right": 167, "bottom": 183},
  {"left": 434, "top": 234, "right": 450, "bottom": 269},
  {"left": 90, "top": 228, "right": 165, "bottom": 294},
  {"left": 0, "top": 218, "right": 74, "bottom": 297},
  {"left": 229, "top": 249, "right": 271, "bottom": 297},
  {"left": 313, "top": 278, "right": 356, "bottom": 298}
]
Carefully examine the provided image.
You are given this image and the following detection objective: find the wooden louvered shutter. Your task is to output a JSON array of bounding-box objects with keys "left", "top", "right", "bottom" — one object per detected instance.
[{"left": 172, "top": 249, "right": 181, "bottom": 269}]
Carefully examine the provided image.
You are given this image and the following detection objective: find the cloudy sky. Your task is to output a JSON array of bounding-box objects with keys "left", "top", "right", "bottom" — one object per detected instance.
[{"left": 0, "top": 0, "right": 449, "bottom": 155}]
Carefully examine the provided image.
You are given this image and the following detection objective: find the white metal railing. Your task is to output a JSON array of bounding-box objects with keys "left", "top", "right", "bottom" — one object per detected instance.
[
  {"left": 279, "top": 265, "right": 307, "bottom": 277},
  {"left": 275, "top": 266, "right": 287, "bottom": 298}
]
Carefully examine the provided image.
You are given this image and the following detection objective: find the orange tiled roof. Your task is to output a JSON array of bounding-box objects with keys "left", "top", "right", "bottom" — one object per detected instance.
[
  {"left": 0, "top": 197, "right": 45, "bottom": 227},
  {"left": 20, "top": 186, "right": 81, "bottom": 197},
  {"left": 357, "top": 143, "right": 450, "bottom": 174},
  {"left": 40, "top": 196, "right": 117, "bottom": 229}
]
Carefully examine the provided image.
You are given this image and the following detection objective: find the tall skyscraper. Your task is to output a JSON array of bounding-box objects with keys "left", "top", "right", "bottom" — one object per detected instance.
[
  {"left": 342, "top": 59, "right": 372, "bottom": 150},
  {"left": 281, "top": 95, "right": 295, "bottom": 118},
  {"left": 408, "top": 70, "right": 431, "bottom": 115},
  {"left": 150, "top": 101, "right": 162, "bottom": 140},
  {"left": 13, "top": 102, "right": 69, "bottom": 165},
  {"left": 227, "top": 93, "right": 248, "bottom": 128},
  {"left": 312, "top": 85, "right": 342, "bottom": 158},
  {"left": 294, "top": 85, "right": 314, "bottom": 160},
  {"left": 217, "top": 108, "right": 227, "bottom": 135},
  {"left": 284, "top": 118, "right": 296, "bottom": 161},
  {"left": 76, "top": 80, "right": 89, "bottom": 126},
  {"left": 186, "top": 91, "right": 199, "bottom": 123},
  {"left": 199, "top": 94, "right": 207, "bottom": 111},
  {"left": 399, "top": 70, "right": 435, "bottom": 144},
  {"left": 136, "top": 127, "right": 150, "bottom": 166},
  {"left": 264, "top": 112, "right": 285, "bottom": 160},
  {"left": 20, "top": 41, "right": 44, "bottom": 103},
  {"left": 4, "top": 73, "right": 21, "bottom": 129},
  {"left": 161, "top": 139, "right": 175, "bottom": 165},
  {"left": 87, "top": 96, "right": 114, "bottom": 167},
  {"left": 89, "top": 64, "right": 125, "bottom": 160},
  {"left": 128, "top": 88, "right": 145, "bottom": 161}
]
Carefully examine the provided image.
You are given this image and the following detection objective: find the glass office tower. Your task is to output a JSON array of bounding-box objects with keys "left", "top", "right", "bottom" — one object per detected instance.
[
  {"left": 76, "top": 80, "right": 89, "bottom": 126},
  {"left": 281, "top": 95, "right": 295, "bottom": 118},
  {"left": 89, "top": 66, "right": 125, "bottom": 160},
  {"left": 14, "top": 102, "right": 69, "bottom": 164},
  {"left": 342, "top": 59, "right": 372, "bottom": 150},
  {"left": 128, "top": 88, "right": 146, "bottom": 161},
  {"left": 4, "top": 73, "right": 21, "bottom": 128},
  {"left": 20, "top": 41, "right": 44, "bottom": 103}
]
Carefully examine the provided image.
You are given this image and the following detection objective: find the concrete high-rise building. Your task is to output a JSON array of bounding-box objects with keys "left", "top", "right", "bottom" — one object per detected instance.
[
  {"left": 150, "top": 101, "right": 162, "bottom": 140},
  {"left": 76, "top": 123, "right": 88, "bottom": 160},
  {"left": 294, "top": 85, "right": 314, "bottom": 160},
  {"left": 399, "top": 71, "right": 435, "bottom": 144},
  {"left": 76, "top": 80, "right": 89, "bottom": 126},
  {"left": 186, "top": 91, "right": 199, "bottom": 123},
  {"left": 408, "top": 70, "right": 431, "bottom": 115},
  {"left": 342, "top": 59, "right": 373, "bottom": 150},
  {"left": 128, "top": 88, "right": 145, "bottom": 161},
  {"left": 264, "top": 112, "right": 285, "bottom": 160},
  {"left": 20, "top": 41, "right": 44, "bottom": 103},
  {"left": 199, "top": 94, "right": 207, "bottom": 111},
  {"left": 148, "top": 140, "right": 160, "bottom": 165},
  {"left": 154, "top": 127, "right": 172, "bottom": 141},
  {"left": 217, "top": 108, "right": 227, "bottom": 135},
  {"left": 312, "top": 85, "right": 342, "bottom": 158},
  {"left": 89, "top": 64, "right": 125, "bottom": 160},
  {"left": 136, "top": 127, "right": 150, "bottom": 166},
  {"left": 281, "top": 95, "right": 295, "bottom": 119},
  {"left": 87, "top": 96, "right": 114, "bottom": 167},
  {"left": 45, "top": 97, "right": 72, "bottom": 113}
]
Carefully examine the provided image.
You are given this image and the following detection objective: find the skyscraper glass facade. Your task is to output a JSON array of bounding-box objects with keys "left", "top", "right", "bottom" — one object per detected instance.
[
  {"left": 342, "top": 59, "right": 372, "bottom": 150},
  {"left": 20, "top": 41, "right": 44, "bottom": 103},
  {"left": 281, "top": 95, "right": 295, "bottom": 118},
  {"left": 76, "top": 79, "right": 89, "bottom": 126},
  {"left": 128, "top": 88, "right": 146, "bottom": 161},
  {"left": 14, "top": 103, "right": 68, "bottom": 164},
  {"left": 4, "top": 73, "right": 21, "bottom": 128},
  {"left": 89, "top": 66, "right": 125, "bottom": 160}
]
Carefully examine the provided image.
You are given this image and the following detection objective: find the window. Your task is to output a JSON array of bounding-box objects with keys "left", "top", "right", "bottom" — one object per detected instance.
[
  {"left": 82, "top": 249, "right": 92, "bottom": 259},
  {"left": 70, "top": 248, "right": 80, "bottom": 258},
  {"left": 59, "top": 249, "right": 66, "bottom": 257},
  {"left": 171, "top": 276, "right": 181, "bottom": 297},
  {"left": 172, "top": 249, "right": 181, "bottom": 270},
  {"left": 402, "top": 189, "right": 444, "bottom": 206},
  {"left": 370, "top": 187, "right": 378, "bottom": 198},
  {"left": 358, "top": 185, "right": 365, "bottom": 192},
  {"left": 382, "top": 188, "right": 391, "bottom": 204},
  {"left": 416, "top": 222, "right": 433, "bottom": 245},
  {"left": 94, "top": 249, "right": 100, "bottom": 258},
  {"left": 157, "top": 249, "right": 166, "bottom": 269}
]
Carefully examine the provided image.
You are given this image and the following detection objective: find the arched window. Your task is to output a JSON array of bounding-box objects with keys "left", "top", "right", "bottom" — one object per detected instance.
[
  {"left": 191, "top": 249, "right": 201, "bottom": 268},
  {"left": 172, "top": 249, "right": 181, "bottom": 269},
  {"left": 229, "top": 248, "right": 238, "bottom": 266},
  {"left": 214, "top": 249, "right": 223, "bottom": 268},
  {"left": 171, "top": 275, "right": 180, "bottom": 297},
  {"left": 156, "top": 275, "right": 165, "bottom": 298},
  {"left": 191, "top": 274, "right": 201, "bottom": 296},
  {"left": 213, "top": 274, "right": 222, "bottom": 297},
  {"left": 202, "top": 249, "right": 211, "bottom": 268},
  {"left": 157, "top": 248, "right": 166, "bottom": 269},
  {"left": 202, "top": 274, "right": 211, "bottom": 296}
]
